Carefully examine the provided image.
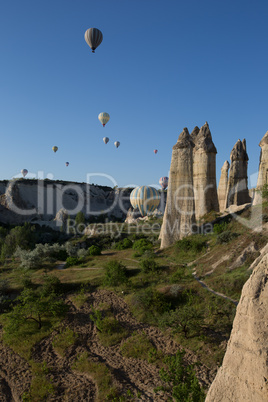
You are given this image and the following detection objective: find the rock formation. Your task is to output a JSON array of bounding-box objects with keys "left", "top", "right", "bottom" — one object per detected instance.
[
  {"left": 217, "top": 161, "right": 230, "bottom": 212},
  {"left": 206, "top": 251, "right": 268, "bottom": 401},
  {"left": 253, "top": 131, "right": 268, "bottom": 205},
  {"left": 226, "top": 139, "right": 251, "bottom": 208},
  {"left": 0, "top": 180, "right": 132, "bottom": 226},
  {"left": 160, "top": 128, "right": 196, "bottom": 248},
  {"left": 191, "top": 122, "right": 219, "bottom": 219}
]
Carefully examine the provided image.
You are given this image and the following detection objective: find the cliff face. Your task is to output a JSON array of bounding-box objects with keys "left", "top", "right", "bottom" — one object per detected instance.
[
  {"left": 206, "top": 251, "right": 268, "bottom": 401},
  {"left": 217, "top": 161, "right": 230, "bottom": 212},
  {"left": 0, "top": 180, "right": 132, "bottom": 226},
  {"left": 160, "top": 128, "right": 196, "bottom": 248},
  {"left": 191, "top": 122, "right": 219, "bottom": 220},
  {"left": 226, "top": 139, "right": 251, "bottom": 207},
  {"left": 253, "top": 131, "right": 268, "bottom": 205}
]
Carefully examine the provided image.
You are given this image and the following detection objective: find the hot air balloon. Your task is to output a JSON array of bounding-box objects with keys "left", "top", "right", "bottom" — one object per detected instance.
[
  {"left": 130, "top": 186, "right": 160, "bottom": 216},
  {"left": 21, "top": 169, "right": 28, "bottom": 178},
  {"left": 159, "top": 177, "right": 169, "bottom": 190},
  {"left": 84, "top": 28, "right": 103, "bottom": 53},
  {"left": 154, "top": 149, "right": 158, "bottom": 154},
  {"left": 52, "top": 146, "right": 58, "bottom": 153},
  {"left": 103, "top": 137, "right": 109, "bottom": 144},
  {"left": 114, "top": 141, "right": 120, "bottom": 148},
  {"left": 98, "top": 112, "right": 110, "bottom": 127},
  {"left": 65, "top": 162, "right": 69, "bottom": 167}
]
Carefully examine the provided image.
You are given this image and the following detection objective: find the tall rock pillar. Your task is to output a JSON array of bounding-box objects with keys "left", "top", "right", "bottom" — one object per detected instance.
[
  {"left": 160, "top": 128, "right": 195, "bottom": 248},
  {"left": 253, "top": 131, "right": 268, "bottom": 205},
  {"left": 217, "top": 161, "right": 230, "bottom": 212},
  {"left": 206, "top": 251, "right": 268, "bottom": 401},
  {"left": 191, "top": 122, "right": 219, "bottom": 220},
  {"left": 226, "top": 139, "right": 251, "bottom": 207}
]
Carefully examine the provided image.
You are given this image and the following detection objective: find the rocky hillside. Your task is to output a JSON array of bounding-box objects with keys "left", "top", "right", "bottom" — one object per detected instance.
[{"left": 0, "top": 179, "right": 132, "bottom": 227}]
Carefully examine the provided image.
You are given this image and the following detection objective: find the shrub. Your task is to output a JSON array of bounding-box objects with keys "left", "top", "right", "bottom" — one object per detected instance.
[
  {"left": 176, "top": 236, "right": 207, "bottom": 253},
  {"left": 217, "top": 231, "right": 238, "bottom": 244},
  {"left": 213, "top": 222, "right": 228, "bottom": 234},
  {"left": 155, "top": 350, "right": 205, "bottom": 401},
  {"left": 132, "top": 238, "right": 153, "bottom": 253},
  {"left": 41, "top": 275, "right": 62, "bottom": 296},
  {"left": 88, "top": 245, "right": 102, "bottom": 256},
  {"left": 131, "top": 288, "right": 170, "bottom": 315},
  {"left": 140, "top": 257, "right": 160, "bottom": 273},
  {"left": 114, "top": 238, "right": 133, "bottom": 250},
  {"left": 75, "top": 211, "right": 85, "bottom": 225},
  {"left": 65, "top": 256, "right": 80, "bottom": 267},
  {"left": 103, "top": 261, "right": 128, "bottom": 287}
]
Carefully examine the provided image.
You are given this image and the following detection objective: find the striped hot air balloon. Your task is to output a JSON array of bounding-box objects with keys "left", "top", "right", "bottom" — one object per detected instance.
[
  {"left": 130, "top": 186, "right": 160, "bottom": 216},
  {"left": 84, "top": 28, "right": 103, "bottom": 53},
  {"left": 21, "top": 169, "right": 28, "bottom": 178},
  {"left": 159, "top": 176, "right": 169, "bottom": 190},
  {"left": 98, "top": 112, "right": 110, "bottom": 127}
]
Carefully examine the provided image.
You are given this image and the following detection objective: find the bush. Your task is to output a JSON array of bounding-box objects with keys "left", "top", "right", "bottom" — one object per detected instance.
[
  {"left": 103, "top": 261, "right": 128, "bottom": 287},
  {"left": 65, "top": 256, "right": 80, "bottom": 267},
  {"left": 41, "top": 275, "right": 62, "bottom": 296},
  {"left": 213, "top": 222, "right": 228, "bottom": 234},
  {"left": 88, "top": 245, "right": 102, "bottom": 256},
  {"left": 217, "top": 231, "right": 238, "bottom": 244},
  {"left": 140, "top": 257, "right": 160, "bottom": 273},
  {"left": 176, "top": 236, "right": 207, "bottom": 253},
  {"left": 155, "top": 350, "right": 205, "bottom": 401},
  {"left": 131, "top": 288, "right": 170, "bottom": 315},
  {"left": 132, "top": 239, "right": 153, "bottom": 253},
  {"left": 114, "top": 238, "right": 133, "bottom": 250}
]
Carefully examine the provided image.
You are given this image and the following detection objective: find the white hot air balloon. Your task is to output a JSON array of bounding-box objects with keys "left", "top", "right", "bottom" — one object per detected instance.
[
  {"left": 103, "top": 137, "right": 109, "bottom": 144},
  {"left": 114, "top": 141, "right": 120, "bottom": 148},
  {"left": 98, "top": 112, "right": 110, "bottom": 127}
]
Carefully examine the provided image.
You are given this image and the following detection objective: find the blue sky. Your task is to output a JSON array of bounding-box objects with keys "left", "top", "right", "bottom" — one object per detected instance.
[{"left": 0, "top": 0, "right": 267, "bottom": 189}]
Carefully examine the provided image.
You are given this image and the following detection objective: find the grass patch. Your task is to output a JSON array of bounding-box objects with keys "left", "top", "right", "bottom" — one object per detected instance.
[
  {"left": 120, "top": 332, "right": 162, "bottom": 363},
  {"left": 72, "top": 352, "right": 118, "bottom": 401},
  {"left": 90, "top": 306, "right": 129, "bottom": 347},
  {"left": 22, "top": 361, "right": 55, "bottom": 401},
  {"left": 52, "top": 328, "right": 77, "bottom": 356}
]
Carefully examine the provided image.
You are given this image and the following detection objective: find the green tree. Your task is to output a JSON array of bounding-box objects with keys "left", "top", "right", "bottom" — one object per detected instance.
[
  {"left": 156, "top": 350, "right": 205, "bottom": 401},
  {"left": 75, "top": 211, "right": 85, "bottom": 225},
  {"left": 6, "top": 288, "right": 68, "bottom": 331},
  {"left": 103, "top": 261, "right": 128, "bottom": 287}
]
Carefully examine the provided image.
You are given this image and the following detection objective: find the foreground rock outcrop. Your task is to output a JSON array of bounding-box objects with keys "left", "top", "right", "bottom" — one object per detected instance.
[
  {"left": 160, "top": 128, "right": 196, "bottom": 248},
  {"left": 206, "top": 251, "right": 268, "bottom": 401},
  {"left": 226, "top": 139, "right": 251, "bottom": 207},
  {"left": 253, "top": 131, "right": 268, "bottom": 205},
  {"left": 217, "top": 161, "right": 230, "bottom": 212},
  {"left": 191, "top": 122, "right": 219, "bottom": 219}
]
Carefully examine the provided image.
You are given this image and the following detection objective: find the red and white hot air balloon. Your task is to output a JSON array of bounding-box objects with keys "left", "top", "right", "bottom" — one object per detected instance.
[{"left": 159, "top": 176, "right": 169, "bottom": 190}]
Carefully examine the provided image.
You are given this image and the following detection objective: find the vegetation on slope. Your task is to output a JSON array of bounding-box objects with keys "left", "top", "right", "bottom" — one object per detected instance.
[{"left": 0, "top": 203, "right": 267, "bottom": 400}]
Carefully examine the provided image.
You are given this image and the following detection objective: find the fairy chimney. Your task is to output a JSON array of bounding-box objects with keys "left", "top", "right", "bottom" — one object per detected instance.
[
  {"left": 191, "top": 122, "right": 219, "bottom": 220},
  {"left": 253, "top": 131, "right": 268, "bottom": 205},
  {"left": 217, "top": 161, "right": 230, "bottom": 212},
  {"left": 160, "top": 128, "right": 196, "bottom": 248},
  {"left": 226, "top": 139, "right": 251, "bottom": 207}
]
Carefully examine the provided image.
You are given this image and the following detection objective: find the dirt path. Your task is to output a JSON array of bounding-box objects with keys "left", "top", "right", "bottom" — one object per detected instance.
[{"left": 190, "top": 269, "right": 238, "bottom": 306}]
